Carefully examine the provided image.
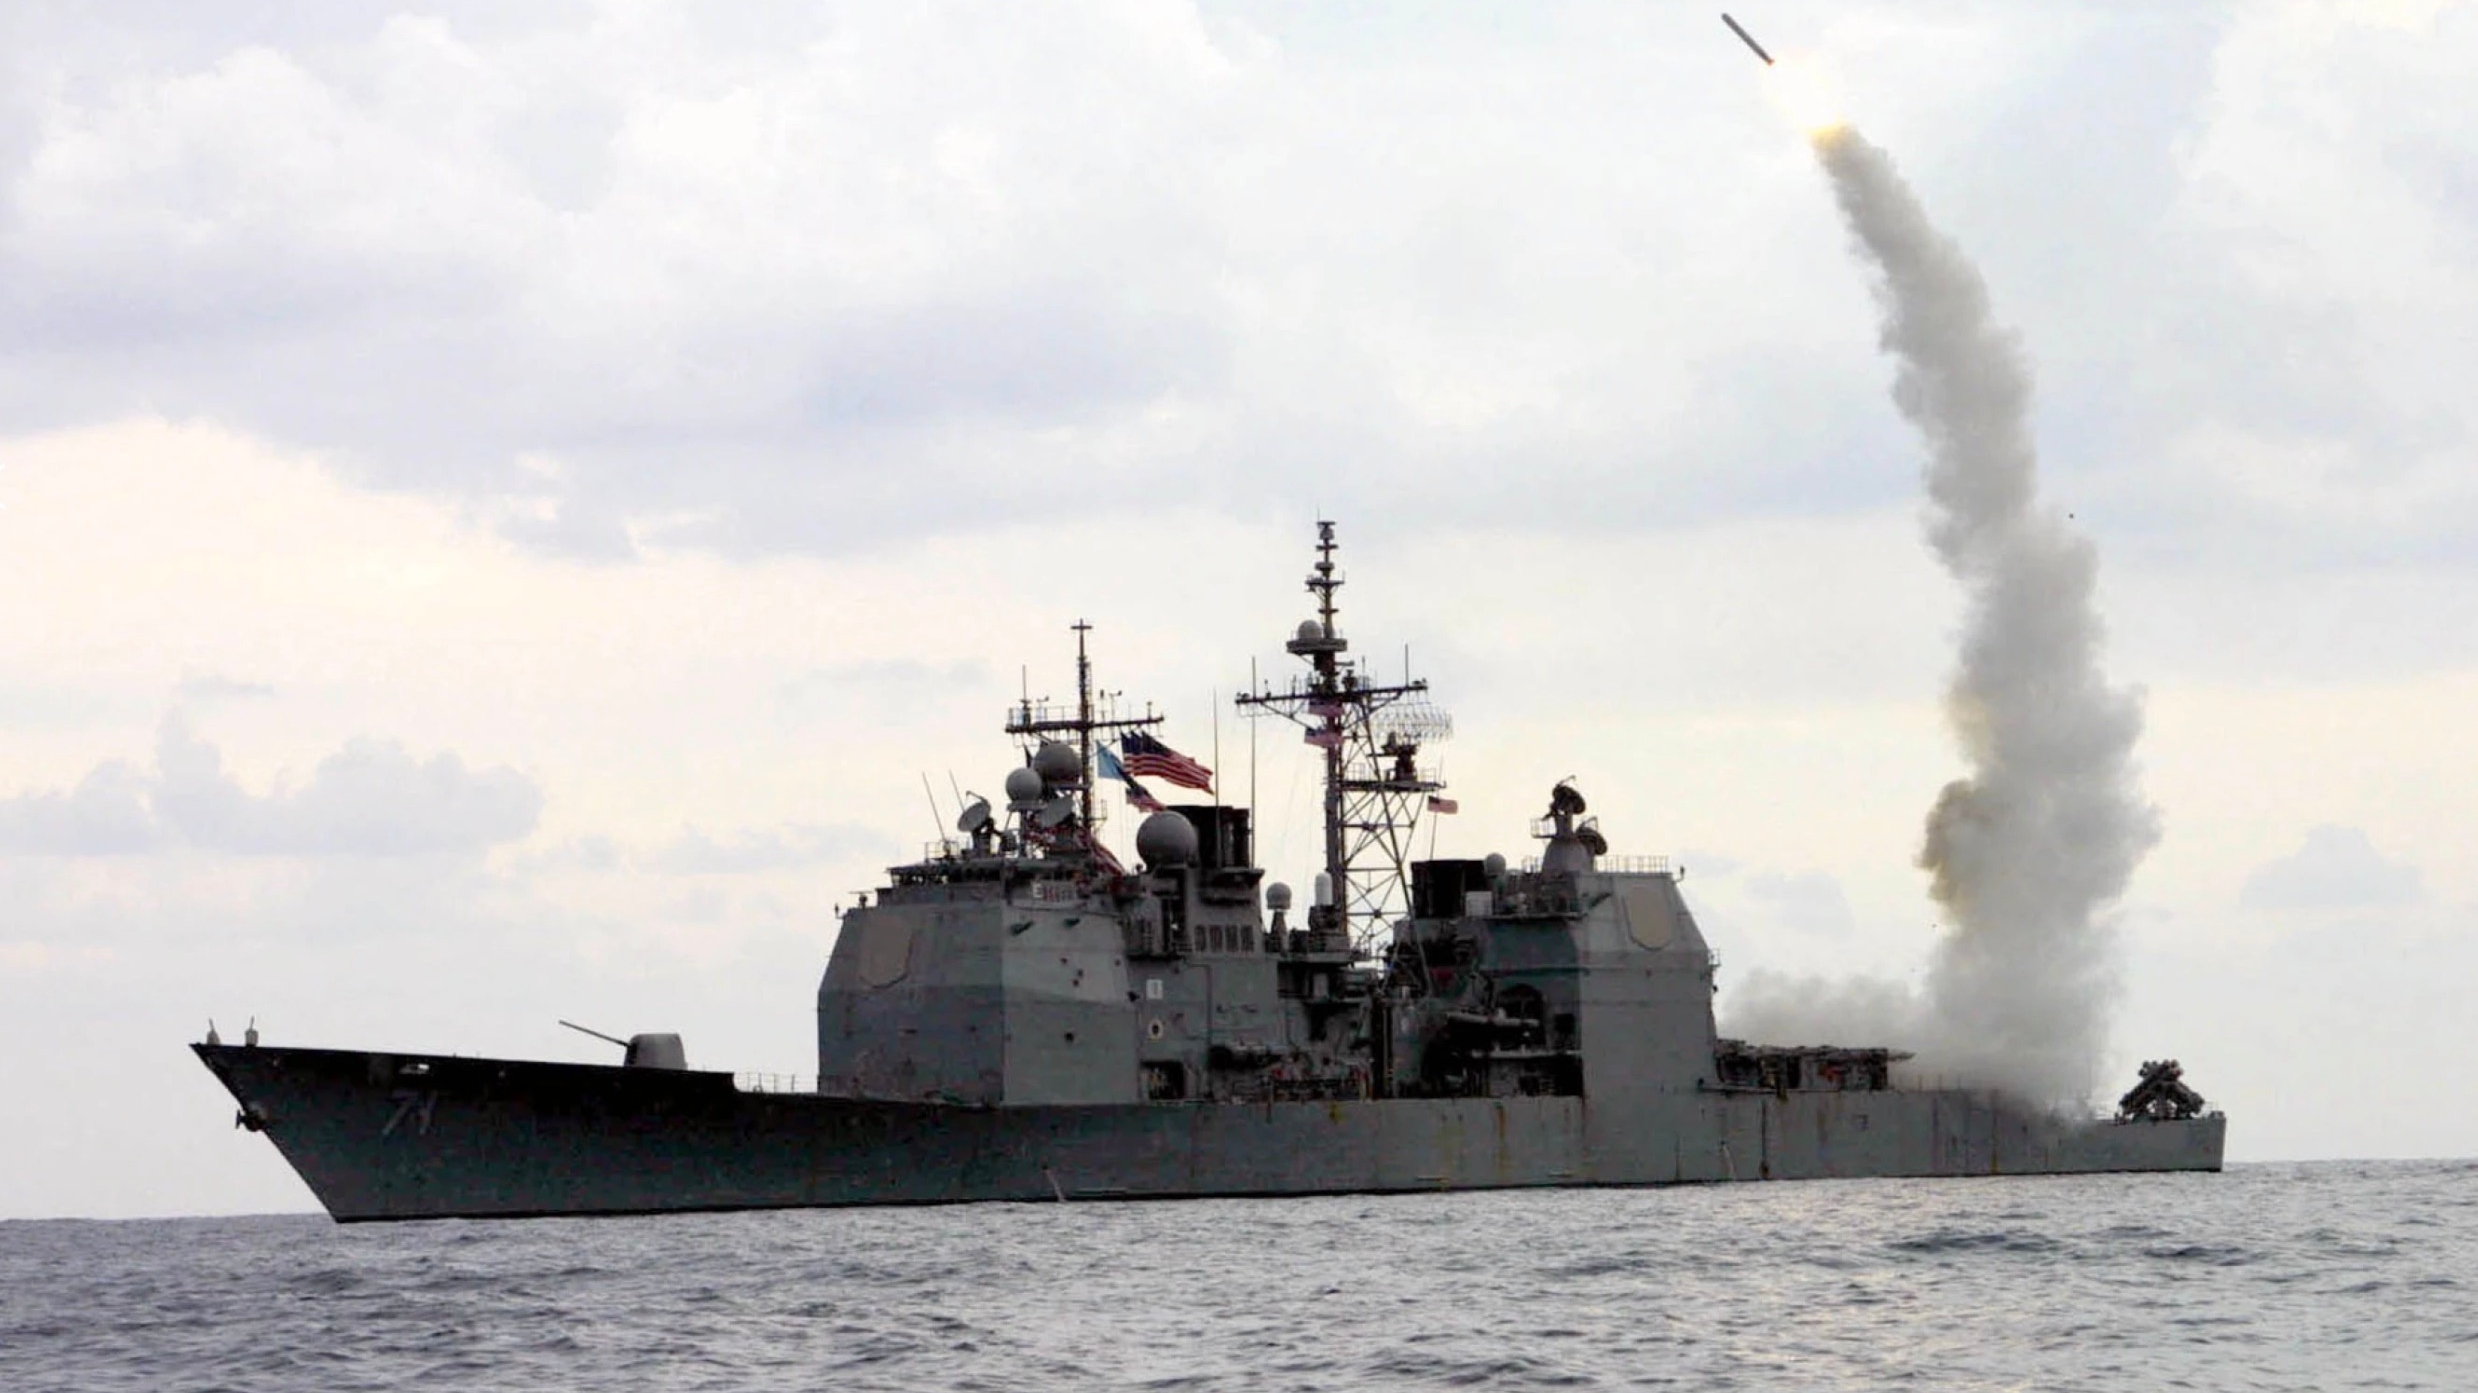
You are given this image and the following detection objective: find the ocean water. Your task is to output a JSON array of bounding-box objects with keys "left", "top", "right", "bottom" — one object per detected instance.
[{"left": 4, "top": 1160, "right": 2472, "bottom": 1392}]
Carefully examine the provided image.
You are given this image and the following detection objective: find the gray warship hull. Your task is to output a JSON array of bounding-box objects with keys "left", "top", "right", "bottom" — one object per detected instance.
[
  {"left": 196, "top": 1044, "right": 2223, "bottom": 1222},
  {"left": 191, "top": 524, "right": 2229, "bottom": 1221}
]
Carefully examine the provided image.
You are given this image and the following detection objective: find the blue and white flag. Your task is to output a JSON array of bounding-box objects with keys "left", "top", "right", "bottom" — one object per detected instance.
[{"left": 1097, "top": 745, "right": 1166, "bottom": 813}]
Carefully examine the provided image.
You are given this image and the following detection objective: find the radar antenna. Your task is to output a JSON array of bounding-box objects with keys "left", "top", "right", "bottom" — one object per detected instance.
[
  {"left": 1235, "top": 521, "right": 1452, "bottom": 954},
  {"left": 1004, "top": 621, "right": 1165, "bottom": 861}
]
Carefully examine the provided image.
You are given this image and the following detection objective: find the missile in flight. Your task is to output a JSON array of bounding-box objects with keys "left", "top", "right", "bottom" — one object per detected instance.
[{"left": 1721, "top": 13, "right": 1775, "bottom": 66}]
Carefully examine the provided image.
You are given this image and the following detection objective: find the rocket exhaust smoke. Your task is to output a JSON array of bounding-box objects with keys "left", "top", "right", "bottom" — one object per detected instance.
[{"left": 1729, "top": 127, "right": 2158, "bottom": 1105}]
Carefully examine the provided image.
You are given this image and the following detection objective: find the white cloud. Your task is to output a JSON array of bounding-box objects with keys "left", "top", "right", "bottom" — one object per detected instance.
[
  {"left": 0, "top": 759, "right": 159, "bottom": 854},
  {"left": 0, "top": 717, "right": 541, "bottom": 858},
  {"left": 2239, "top": 824, "right": 2425, "bottom": 913},
  {"left": 0, "top": 3, "right": 2224, "bottom": 559},
  {"left": 159, "top": 719, "right": 543, "bottom": 856},
  {"left": 0, "top": 2, "right": 2465, "bottom": 578},
  {"left": 1743, "top": 869, "right": 1860, "bottom": 938},
  {"left": 646, "top": 824, "right": 895, "bottom": 876},
  {"left": 173, "top": 672, "right": 275, "bottom": 704}
]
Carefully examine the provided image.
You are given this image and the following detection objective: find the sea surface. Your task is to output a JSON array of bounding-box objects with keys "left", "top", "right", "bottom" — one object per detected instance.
[{"left": 4, "top": 1160, "right": 2472, "bottom": 1391}]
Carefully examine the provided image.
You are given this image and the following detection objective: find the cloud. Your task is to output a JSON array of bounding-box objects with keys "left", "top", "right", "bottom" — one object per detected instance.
[
  {"left": 1742, "top": 869, "right": 1859, "bottom": 938},
  {"left": 645, "top": 823, "right": 893, "bottom": 876},
  {"left": 173, "top": 672, "right": 275, "bottom": 704},
  {"left": 0, "top": 759, "right": 160, "bottom": 854},
  {"left": 0, "top": 717, "right": 541, "bottom": 858},
  {"left": 775, "top": 658, "right": 998, "bottom": 727},
  {"left": 0, "top": 2, "right": 2463, "bottom": 580},
  {"left": 511, "top": 823, "right": 900, "bottom": 878},
  {"left": 156, "top": 720, "right": 542, "bottom": 855},
  {"left": 9, "top": 4, "right": 2367, "bottom": 562},
  {"left": 2239, "top": 824, "right": 2424, "bottom": 913},
  {"left": 0, "top": 6, "right": 1252, "bottom": 556}
]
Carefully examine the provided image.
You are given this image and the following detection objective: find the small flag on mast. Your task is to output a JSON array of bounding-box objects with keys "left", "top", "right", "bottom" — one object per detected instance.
[
  {"left": 1427, "top": 795, "right": 1458, "bottom": 815},
  {"left": 1120, "top": 732, "right": 1214, "bottom": 792}
]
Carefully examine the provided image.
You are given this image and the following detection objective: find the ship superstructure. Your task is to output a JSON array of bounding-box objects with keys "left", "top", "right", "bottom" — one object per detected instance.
[{"left": 193, "top": 523, "right": 2223, "bottom": 1221}]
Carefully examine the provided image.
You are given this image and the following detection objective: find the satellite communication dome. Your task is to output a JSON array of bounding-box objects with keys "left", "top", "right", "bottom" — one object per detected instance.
[
  {"left": 1482, "top": 852, "right": 1507, "bottom": 879},
  {"left": 1003, "top": 766, "right": 1045, "bottom": 805},
  {"left": 1265, "top": 882, "right": 1294, "bottom": 912},
  {"left": 1033, "top": 740, "right": 1081, "bottom": 785},
  {"left": 1295, "top": 619, "right": 1325, "bottom": 644},
  {"left": 1135, "top": 811, "right": 1199, "bottom": 868}
]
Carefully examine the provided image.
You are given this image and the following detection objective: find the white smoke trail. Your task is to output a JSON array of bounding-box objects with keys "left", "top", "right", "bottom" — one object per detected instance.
[{"left": 1725, "top": 127, "right": 2157, "bottom": 1105}]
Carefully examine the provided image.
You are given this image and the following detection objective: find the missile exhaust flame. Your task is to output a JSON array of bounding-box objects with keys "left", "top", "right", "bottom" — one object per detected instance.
[
  {"left": 1720, "top": 15, "right": 1845, "bottom": 134},
  {"left": 1766, "top": 56, "right": 1847, "bottom": 136}
]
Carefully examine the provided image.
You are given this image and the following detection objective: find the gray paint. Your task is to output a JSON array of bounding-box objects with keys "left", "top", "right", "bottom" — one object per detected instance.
[
  {"left": 196, "top": 1045, "right": 2222, "bottom": 1221},
  {"left": 189, "top": 523, "right": 2223, "bottom": 1222},
  {"left": 196, "top": 855, "right": 2226, "bottom": 1222}
]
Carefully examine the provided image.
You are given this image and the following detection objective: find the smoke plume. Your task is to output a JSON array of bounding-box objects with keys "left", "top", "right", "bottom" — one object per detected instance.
[{"left": 1725, "top": 127, "right": 2157, "bottom": 1105}]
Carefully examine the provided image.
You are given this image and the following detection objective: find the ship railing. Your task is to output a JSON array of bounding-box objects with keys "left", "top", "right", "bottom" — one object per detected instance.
[
  {"left": 1517, "top": 853, "right": 1672, "bottom": 876},
  {"left": 1005, "top": 695, "right": 1149, "bottom": 731},
  {"left": 735, "top": 1072, "right": 812, "bottom": 1094}
]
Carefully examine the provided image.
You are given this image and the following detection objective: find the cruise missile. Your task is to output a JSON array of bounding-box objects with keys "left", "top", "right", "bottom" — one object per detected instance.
[{"left": 1721, "top": 13, "right": 1775, "bottom": 66}]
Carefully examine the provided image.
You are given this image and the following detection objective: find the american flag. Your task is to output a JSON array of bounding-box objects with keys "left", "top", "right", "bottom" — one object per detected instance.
[
  {"left": 1120, "top": 732, "right": 1213, "bottom": 792},
  {"left": 1427, "top": 795, "right": 1458, "bottom": 814},
  {"left": 1303, "top": 726, "right": 1343, "bottom": 751},
  {"left": 1097, "top": 746, "right": 1166, "bottom": 813}
]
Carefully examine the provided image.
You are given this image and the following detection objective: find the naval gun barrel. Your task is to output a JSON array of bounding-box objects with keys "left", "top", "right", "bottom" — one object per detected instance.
[{"left": 559, "top": 1019, "right": 631, "bottom": 1049}]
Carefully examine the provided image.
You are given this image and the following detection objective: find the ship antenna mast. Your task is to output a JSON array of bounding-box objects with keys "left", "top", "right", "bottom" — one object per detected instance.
[
  {"left": 1235, "top": 521, "right": 1451, "bottom": 953},
  {"left": 1004, "top": 621, "right": 1164, "bottom": 863},
  {"left": 1075, "top": 619, "right": 1094, "bottom": 833},
  {"left": 1308, "top": 525, "right": 1345, "bottom": 915}
]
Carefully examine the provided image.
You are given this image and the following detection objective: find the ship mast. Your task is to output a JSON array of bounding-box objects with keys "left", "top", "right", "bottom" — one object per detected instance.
[
  {"left": 1309, "top": 530, "right": 1346, "bottom": 905},
  {"left": 1005, "top": 620, "right": 1162, "bottom": 850},
  {"left": 1077, "top": 619, "right": 1095, "bottom": 831},
  {"left": 1236, "top": 521, "right": 1450, "bottom": 951}
]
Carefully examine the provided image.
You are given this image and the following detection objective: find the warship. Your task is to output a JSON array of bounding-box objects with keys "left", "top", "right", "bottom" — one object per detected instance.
[{"left": 194, "top": 523, "right": 2224, "bottom": 1221}]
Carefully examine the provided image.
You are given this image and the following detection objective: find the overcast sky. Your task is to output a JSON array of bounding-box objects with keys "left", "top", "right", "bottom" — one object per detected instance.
[{"left": 4, "top": 1, "right": 2474, "bottom": 1219}]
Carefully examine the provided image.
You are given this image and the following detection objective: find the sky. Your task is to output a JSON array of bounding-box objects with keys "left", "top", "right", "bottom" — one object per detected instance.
[{"left": 3, "top": 0, "right": 2474, "bottom": 1219}]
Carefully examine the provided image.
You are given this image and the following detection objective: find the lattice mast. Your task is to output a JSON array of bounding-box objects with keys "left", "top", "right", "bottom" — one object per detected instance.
[{"left": 1236, "top": 522, "right": 1451, "bottom": 950}]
